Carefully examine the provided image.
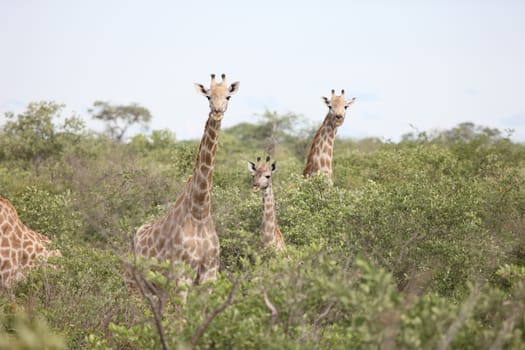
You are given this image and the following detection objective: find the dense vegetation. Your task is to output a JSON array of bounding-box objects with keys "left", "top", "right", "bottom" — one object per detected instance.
[{"left": 1, "top": 101, "right": 524, "bottom": 349}]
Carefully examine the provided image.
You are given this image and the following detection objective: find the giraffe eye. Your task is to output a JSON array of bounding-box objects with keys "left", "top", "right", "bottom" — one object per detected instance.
[
  {"left": 344, "top": 106, "right": 348, "bottom": 109},
  {"left": 265, "top": 175, "right": 270, "bottom": 179},
  {"left": 206, "top": 96, "right": 211, "bottom": 100},
  {"left": 226, "top": 96, "right": 231, "bottom": 100}
]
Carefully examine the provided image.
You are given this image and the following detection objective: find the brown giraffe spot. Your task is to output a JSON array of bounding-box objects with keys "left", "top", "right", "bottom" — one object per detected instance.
[
  {"left": 161, "top": 221, "right": 174, "bottom": 236},
  {"left": 173, "top": 247, "right": 183, "bottom": 259},
  {"left": 173, "top": 231, "right": 183, "bottom": 245},
  {"left": 1, "top": 223, "right": 10, "bottom": 233},
  {"left": 199, "top": 165, "right": 210, "bottom": 179},
  {"left": 198, "top": 178, "right": 208, "bottom": 191},
  {"left": 155, "top": 239, "right": 165, "bottom": 252},
  {"left": 207, "top": 128, "right": 217, "bottom": 140},
  {"left": 185, "top": 239, "right": 196, "bottom": 253},
  {"left": 204, "top": 151, "right": 212, "bottom": 165},
  {"left": 1, "top": 237, "right": 10, "bottom": 247},
  {"left": 1, "top": 259, "right": 11, "bottom": 270},
  {"left": 20, "top": 253, "right": 29, "bottom": 266},
  {"left": 14, "top": 225, "right": 23, "bottom": 239},
  {"left": 152, "top": 228, "right": 161, "bottom": 240},
  {"left": 204, "top": 138, "right": 214, "bottom": 152},
  {"left": 12, "top": 238, "right": 21, "bottom": 249}
]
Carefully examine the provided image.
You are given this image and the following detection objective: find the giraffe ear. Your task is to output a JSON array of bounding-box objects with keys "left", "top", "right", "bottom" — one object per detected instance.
[
  {"left": 346, "top": 97, "right": 356, "bottom": 107},
  {"left": 229, "top": 81, "right": 240, "bottom": 95},
  {"left": 195, "top": 83, "right": 208, "bottom": 96},
  {"left": 247, "top": 161, "right": 256, "bottom": 174},
  {"left": 271, "top": 161, "right": 277, "bottom": 172},
  {"left": 321, "top": 96, "right": 330, "bottom": 106}
]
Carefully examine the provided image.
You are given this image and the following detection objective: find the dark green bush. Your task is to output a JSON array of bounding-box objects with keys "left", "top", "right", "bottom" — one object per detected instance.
[{"left": 2, "top": 103, "right": 525, "bottom": 349}]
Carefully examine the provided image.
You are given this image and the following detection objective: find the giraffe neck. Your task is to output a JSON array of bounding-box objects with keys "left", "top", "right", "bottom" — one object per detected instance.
[
  {"left": 261, "top": 184, "right": 278, "bottom": 246},
  {"left": 303, "top": 115, "right": 337, "bottom": 177},
  {"left": 188, "top": 113, "right": 221, "bottom": 219}
]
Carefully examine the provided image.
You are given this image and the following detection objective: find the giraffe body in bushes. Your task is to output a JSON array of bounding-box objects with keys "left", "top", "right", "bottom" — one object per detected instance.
[
  {"left": 303, "top": 89, "right": 356, "bottom": 180},
  {"left": 248, "top": 156, "right": 285, "bottom": 250},
  {"left": 0, "top": 196, "right": 61, "bottom": 289},
  {"left": 126, "top": 74, "right": 239, "bottom": 293}
]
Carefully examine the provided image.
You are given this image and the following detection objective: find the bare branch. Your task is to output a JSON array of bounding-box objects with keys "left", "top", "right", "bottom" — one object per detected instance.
[
  {"left": 437, "top": 282, "right": 483, "bottom": 350},
  {"left": 263, "top": 290, "right": 278, "bottom": 328},
  {"left": 125, "top": 239, "right": 182, "bottom": 350},
  {"left": 299, "top": 299, "right": 336, "bottom": 342},
  {"left": 190, "top": 273, "right": 245, "bottom": 349},
  {"left": 130, "top": 260, "right": 171, "bottom": 350},
  {"left": 312, "top": 300, "right": 335, "bottom": 330},
  {"left": 490, "top": 302, "right": 522, "bottom": 350}
]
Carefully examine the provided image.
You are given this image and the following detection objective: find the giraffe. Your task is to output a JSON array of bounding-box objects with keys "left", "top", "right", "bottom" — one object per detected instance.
[
  {"left": 303, "top": 89, "right": 356, "bottom": 180},
  {"left": 248, "top": 156, "right": 285, "bottom": 251},
  {"left": 126, "top": 74, "right": 240, "bottom": 294},
  {"left": 0, "top": 196, "right": 61, "bottom": 290}
]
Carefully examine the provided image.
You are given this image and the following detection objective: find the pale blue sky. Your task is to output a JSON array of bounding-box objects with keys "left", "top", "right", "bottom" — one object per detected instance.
[{"left": 1, "top": 1, "right": 524, "bottom": 141}]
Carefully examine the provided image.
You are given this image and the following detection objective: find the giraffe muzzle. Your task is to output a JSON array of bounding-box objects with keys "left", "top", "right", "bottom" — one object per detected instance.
[{"left": 210, "top": 111, "right": 225, "bottom": 121}]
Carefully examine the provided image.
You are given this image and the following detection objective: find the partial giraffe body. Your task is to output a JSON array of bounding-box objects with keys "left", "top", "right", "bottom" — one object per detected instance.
[
  {"left": 126, "top": 74, "right": 239, "bottom": 294},
  {"left": 248, "top": 156, "right": 285, "bottom": 251},
  {"left": 303, "top": 89, "right": 356, "bottom": 180},
  {"left": 0, "top": 196, "right": 61, "bottom": 290}
]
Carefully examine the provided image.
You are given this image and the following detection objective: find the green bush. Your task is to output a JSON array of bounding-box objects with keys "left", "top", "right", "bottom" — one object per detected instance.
[
  {"left": 11, "top": 246, "right": 134, "bottom": 349},
  {"left": 2, "top": 104, "right": 525, "bottom": 349}
]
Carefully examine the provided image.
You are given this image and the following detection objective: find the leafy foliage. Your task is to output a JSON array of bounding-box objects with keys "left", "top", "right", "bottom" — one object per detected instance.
[{"left": 1, "top": 102, "right": 525, "bottom": 349}]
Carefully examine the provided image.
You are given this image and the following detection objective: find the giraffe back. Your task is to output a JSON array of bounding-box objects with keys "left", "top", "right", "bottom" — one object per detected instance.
[{"left": 0, "top": 196, "right": 61, "bottom": 289}]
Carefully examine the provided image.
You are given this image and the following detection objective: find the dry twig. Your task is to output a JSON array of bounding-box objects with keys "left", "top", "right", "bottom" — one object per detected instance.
[
  {"left": 263, "top": 290, "right": 278, "bottom": 328},
  {"left": 190, "top": 273, "right": 246, "bottom": 349}
]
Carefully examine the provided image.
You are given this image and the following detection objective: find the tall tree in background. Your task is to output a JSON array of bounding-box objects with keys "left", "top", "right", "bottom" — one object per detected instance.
[
  {"left": 0, "top": 101, "right": 84, "bottom": 174},
  {"left": 89, "top": 101, "right": 152, "bottom": 142}
]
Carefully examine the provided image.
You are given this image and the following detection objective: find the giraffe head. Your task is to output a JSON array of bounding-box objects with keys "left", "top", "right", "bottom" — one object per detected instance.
[
  {"left": 321, "top": 89, "right": 356, "bottom": 127},
  {"left": 195, "top": 74, "right": 240, "bottom": 120},
  {"left": 248, "top": 156, "right": 276, "bottom": 193}
]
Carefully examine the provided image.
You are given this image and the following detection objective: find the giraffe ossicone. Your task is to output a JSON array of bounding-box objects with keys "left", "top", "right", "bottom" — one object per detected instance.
[
  {"left": 0, "top": 196, "right": 61, "bottom": 290},
  {"left": 303, "top": 89, "right": 356, "bottom": 180},
  {"left": 126, "top": 74, "right": 239, "bottom": 296},
  {"left": 248, "top": 156, "right": 285, "bottom": 251}
]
